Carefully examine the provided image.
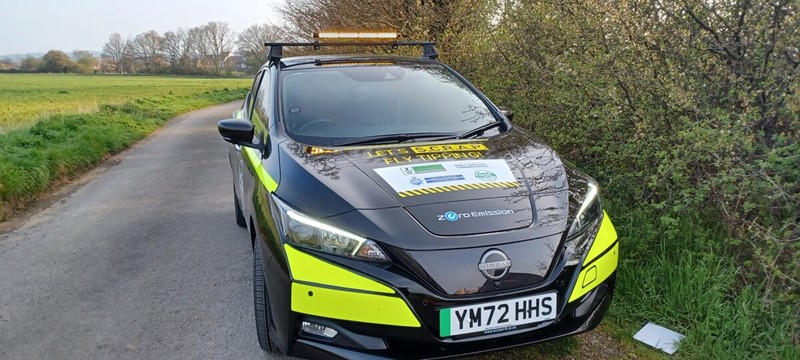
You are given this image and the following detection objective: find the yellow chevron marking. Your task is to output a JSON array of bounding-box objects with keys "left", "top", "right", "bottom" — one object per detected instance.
[{"left": 396, "top": 181, "right": 522, "bottom": 197}]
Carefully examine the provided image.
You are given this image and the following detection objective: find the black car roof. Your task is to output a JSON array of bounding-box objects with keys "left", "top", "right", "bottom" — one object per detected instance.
[{"left": 277, "top": 54, "right": 439, "bottom": 69}]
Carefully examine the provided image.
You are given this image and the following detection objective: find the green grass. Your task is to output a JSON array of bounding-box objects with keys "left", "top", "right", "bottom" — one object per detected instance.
[
  {"left": 0, "top": 76, "right": 248, "bottom": 220},
  {"left": 0, "top": 74, "right": 249, "bottom": 132},
  {"left": 606, "top": 204, "right": 800, "bottom": 359}
]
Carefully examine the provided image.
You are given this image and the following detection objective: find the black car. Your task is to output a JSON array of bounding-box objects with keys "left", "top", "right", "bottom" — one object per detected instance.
[{"left": 217, "top": 33, "right": 619, "bottom": 359}]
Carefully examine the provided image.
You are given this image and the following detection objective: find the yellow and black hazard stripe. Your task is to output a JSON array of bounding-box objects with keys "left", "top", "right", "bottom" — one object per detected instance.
[{"left": 397, "top": 181, "right": 519, "bottom": 198}]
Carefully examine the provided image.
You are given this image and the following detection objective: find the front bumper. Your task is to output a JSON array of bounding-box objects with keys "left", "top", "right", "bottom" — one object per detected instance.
[
  {"left": 274, "top": 213, "right": 619, "bottom": 359},
  {"left": 290, "top": 275, "right": 615, "bottom": 359}
]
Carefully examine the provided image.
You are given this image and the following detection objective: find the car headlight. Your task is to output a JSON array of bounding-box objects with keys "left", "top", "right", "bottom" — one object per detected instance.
[
  {"left": 271, "top": 194, "right": 390, "bottom": 263},
  {"left": 564, "top": 182, "right": 603, "bottom": 266},
  {"left": 567, "top": 182, "right": 602, "bottom": 237}
]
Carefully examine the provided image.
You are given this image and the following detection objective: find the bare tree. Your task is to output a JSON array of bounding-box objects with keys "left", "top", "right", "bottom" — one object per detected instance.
[
  {"left": 189, "top": 26, "right": 210, "bottom": 74},
  {"left": 236, "top": 23, "right": 284, "bottom": 72},
  {"left": 102, "top": 33, "right": 126, "bottom": 73},
  {"left": 178, "top": 28, "right": 198, "bottom": 74},
  {"left": 99, "top": 22, "right": 235, "bottom": 76},
  {"left": 194, "top": 21, "right": 235, "bottom": 76},
  {"left": 163, "top": 29, "right": 192, "bottom": 74},
  {"left": 132, "top": 30, "right": 164, "bottom": 74},
  {"left": 122, "top": 38, "right": 137, "bottom": 74}
]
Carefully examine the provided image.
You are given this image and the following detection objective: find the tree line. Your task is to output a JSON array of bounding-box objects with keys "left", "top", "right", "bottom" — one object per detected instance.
[
  {"left": 0, "top": 21, "right": 284, "bottom": 76},
  {"left": 1, "top": 50, "right": 101, "bottom": 74}
]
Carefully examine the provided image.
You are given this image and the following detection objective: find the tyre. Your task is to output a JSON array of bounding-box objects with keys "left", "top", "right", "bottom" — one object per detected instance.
[
  {"left": 234, "top": 186, "right": 246, "bottom": 227},
  {"left": 253, "top": 244, "right": 278, "bottom": 352}
]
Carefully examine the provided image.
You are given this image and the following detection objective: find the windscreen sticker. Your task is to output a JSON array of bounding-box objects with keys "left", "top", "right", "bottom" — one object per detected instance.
[
  {"left": 366, "top": 143, "right": 488, "bottom": 165},
  {"left": 374, "top": 160, "right": 519, "bottom": 197},
  {"left": 410, "top": 144, "right": 488, "bottom": 154}
]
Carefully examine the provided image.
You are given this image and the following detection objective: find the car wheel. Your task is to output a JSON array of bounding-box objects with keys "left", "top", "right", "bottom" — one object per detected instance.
[
  {"left": 234, "top": 186, "right": 246, "bottom": 228},
  {"left": 253, "top": 244, "right": 279, "bottom": 352}
]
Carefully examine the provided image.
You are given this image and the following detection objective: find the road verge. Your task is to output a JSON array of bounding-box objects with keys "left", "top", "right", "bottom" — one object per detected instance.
[{"left": 0, "top": 88, "right": 247, "bottom": 221}]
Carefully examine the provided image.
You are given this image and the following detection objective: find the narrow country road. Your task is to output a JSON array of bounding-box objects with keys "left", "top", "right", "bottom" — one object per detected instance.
[{"left": 0, "top": 102, "right": 281, "bottom": 359}]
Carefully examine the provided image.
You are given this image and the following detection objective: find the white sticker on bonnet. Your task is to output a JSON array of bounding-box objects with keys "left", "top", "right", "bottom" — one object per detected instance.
[{"left": 373, "top": 159, "right": 518, "bottom": 194}]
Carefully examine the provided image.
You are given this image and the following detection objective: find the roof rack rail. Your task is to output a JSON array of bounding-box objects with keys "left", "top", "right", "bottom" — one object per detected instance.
[{"left": 263, "top": 41, "right": 438, "bottom": 64}]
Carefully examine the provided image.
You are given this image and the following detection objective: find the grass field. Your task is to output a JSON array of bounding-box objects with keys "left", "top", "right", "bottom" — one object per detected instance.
[
  {"left": 0, "top": 74, "right": 248, "bottom": 220},
  {"left": 0, "top": 74, "right": 249, "bottom": 132}
]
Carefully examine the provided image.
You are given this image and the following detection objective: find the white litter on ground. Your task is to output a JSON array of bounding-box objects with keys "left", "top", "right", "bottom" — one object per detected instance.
[{"left": 633, "top": 322, "right": 685, "bottom": 355}]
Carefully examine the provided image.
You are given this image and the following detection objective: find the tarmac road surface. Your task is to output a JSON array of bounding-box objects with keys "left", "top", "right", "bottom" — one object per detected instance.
[{"left": 0, "top": 102, "right": 284, "bottom": 359}]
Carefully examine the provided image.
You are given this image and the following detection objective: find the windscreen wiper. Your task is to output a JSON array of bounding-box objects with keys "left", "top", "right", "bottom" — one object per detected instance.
[
  {"left": 281, "top": 59, "right": 322, "bottom": 69},
  {"left": 456, "top": 121, "right": 503, "bottom": 139},
  {"left": 333, "top": 132, "right": 457, "bottom": 146}
]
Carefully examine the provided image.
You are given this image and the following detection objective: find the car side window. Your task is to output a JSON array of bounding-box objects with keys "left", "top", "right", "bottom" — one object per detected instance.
[
  {"left": 252, "top": 70, "right": 271, "bottom": 128},
  {"left": 247, "top": 71, "right": 265, "bottom": 122}
]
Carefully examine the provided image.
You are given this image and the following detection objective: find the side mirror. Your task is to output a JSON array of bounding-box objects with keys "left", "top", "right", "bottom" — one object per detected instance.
[
  {"left": 498, "top": 106, "right": 514, "bottom": 121},
  {"left": 218, "top": 119, "right": 255, "bottom": 145}
]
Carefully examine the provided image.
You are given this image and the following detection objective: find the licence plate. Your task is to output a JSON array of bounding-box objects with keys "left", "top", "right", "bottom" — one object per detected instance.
[{"left": 439, "top": 292, "right": 557, "bottom": 337}]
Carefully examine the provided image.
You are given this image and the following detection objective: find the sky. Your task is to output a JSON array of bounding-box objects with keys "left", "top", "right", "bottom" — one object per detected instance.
[{"left": 0, "top": 0, "right": 283, "bottom": 55}]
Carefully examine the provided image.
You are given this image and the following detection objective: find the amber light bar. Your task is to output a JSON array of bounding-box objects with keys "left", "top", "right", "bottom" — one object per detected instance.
[
  {"left": 264, "top": 40, "right": 438, "bottom": 61},
  {"left": 314, "top": 32, "right": 398, "bottom": 39}
]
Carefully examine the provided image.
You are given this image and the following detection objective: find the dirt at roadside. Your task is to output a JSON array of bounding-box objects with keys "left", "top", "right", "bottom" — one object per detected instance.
[{"left": 570, "top": 330, "right": 643, "bottom": 359}]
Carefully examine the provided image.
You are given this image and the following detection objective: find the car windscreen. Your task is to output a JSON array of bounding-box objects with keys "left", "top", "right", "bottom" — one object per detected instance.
[{"left": 279, "top": 63, "right": 497, "bottom": 146}]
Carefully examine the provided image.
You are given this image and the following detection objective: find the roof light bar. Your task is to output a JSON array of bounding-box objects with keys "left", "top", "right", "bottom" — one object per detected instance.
[
  {"left": 314, "top": 32, "right": 398, "bottom": 39},
  {"left": 264, "top": 41, "right": 439, "bottom": 63}
]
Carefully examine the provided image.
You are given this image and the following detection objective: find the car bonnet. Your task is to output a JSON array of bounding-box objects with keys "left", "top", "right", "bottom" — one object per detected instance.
[{"left": 279, "top": 129, "right": 569, "bottom": 238}]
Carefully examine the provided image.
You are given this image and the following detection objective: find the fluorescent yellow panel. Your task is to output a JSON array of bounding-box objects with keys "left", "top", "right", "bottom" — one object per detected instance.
[
  {"left": 584, "top": 211, "right": 617, "bottom": 265},
  {"left": 292, "top": 283, "right": 420, "bottom": 327},
  {"left": 568, "top": 243, "right": 619, "bottom": 302},
  {"left": 284, "top": 244, "right": 394, "bottom": 294},
  {"left": 244, "top": 147, "right": 278, "bottom": 192}
]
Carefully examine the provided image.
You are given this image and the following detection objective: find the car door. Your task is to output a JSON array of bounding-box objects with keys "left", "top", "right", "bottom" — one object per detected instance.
[{"left": 232, "top": 70, "right": 266, "bottom": 206}]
